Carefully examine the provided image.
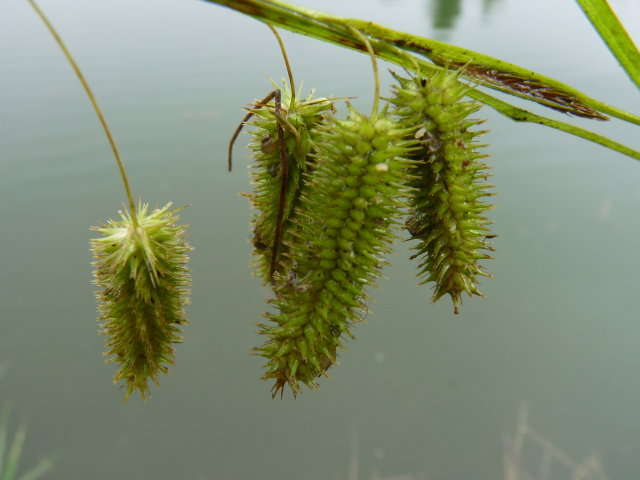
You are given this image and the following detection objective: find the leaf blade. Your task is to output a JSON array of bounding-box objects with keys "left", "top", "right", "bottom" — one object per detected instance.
[{"left": 575, "top": 0, "right": 640, "bottom": 90}]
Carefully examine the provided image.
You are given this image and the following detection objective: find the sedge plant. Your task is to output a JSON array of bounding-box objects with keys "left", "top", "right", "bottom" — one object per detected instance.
[{"left": 27, "top": 0, "right": 640, "bottom": 399}]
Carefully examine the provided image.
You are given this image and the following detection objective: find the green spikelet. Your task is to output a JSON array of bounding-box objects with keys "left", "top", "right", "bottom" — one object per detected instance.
[
  {"left": 246, "top": 81, "right": 335, "bottom": 282},
  {"left": 91, "top": 202, "right": 192, "bottom": 400},
  {"left": 390, "top": 70, "right": 495, "bottom": 314},
  {"left": 255, "top": 104, "right": 414, "bottom": 397}
]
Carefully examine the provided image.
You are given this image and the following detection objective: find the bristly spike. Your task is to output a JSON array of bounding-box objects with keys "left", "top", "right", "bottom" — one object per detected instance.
[
  {"left": 245, "top": 81, "right": 336, "bottom": 283},
  {"left": 255, "top": 102, "right": 415, "bottom": 397},
  {"left": 391, "top": 69, "right": 495, "bottom": 314},
  {"left": 91, "top": 202, "right": 192, "bottom": 401}
]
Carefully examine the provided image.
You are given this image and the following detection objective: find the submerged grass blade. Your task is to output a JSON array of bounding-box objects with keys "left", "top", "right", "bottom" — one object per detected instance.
[
  {"left": 0, "top": 408, "right": 53, "bottom": 480},
  {"left": 14, "top": 457, "right": 54, "bottom": 480},
  {"left": 3, "top": 426, "right": 26, "bottom": 480}
]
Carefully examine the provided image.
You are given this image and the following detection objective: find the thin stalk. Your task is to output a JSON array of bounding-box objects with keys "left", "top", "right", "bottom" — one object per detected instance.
[
  {"left": 28, "top": 0, "right": 138, "bottom": 223},
  {"left": 267, "top": 24, "right": 296, "bottom": 108},
  {"left": 350, "top": 27, "right": 379, "bottom": 119}
]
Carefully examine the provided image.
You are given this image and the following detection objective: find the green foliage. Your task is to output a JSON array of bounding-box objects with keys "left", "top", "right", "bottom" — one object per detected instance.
[
  {"left": 391, "top": 70, "right": 494, "bottom": 313},
  {"left": 255, "top": 104, "right": 414, "bottom": 396},
  {"left": 91, "top": 203, "right": 192, "bottom": 401},
  {"left": 246, "top": 81, "right": 335, "bottom": 282},
  {"left": 208, "top": 0, "right": 640, "bottom": 160}
]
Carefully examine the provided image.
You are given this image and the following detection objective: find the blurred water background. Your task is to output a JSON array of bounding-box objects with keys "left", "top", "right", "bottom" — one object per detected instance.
[{"left": 1, "top": 0, "right": 639, "bottom": 478}]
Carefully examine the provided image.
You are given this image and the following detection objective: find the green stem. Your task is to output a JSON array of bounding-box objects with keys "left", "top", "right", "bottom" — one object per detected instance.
[
  {"left": 267, "top": 24, "right": 296, "bottom": 108},
  {"left": 470, "top": 89, "right": 640, "bottom": 161},
  {"left": 28, "top": 0, "right": 138, "bottom": 223},
  {"left": 350, "top": 27, "right": 379, "bottom": 119}
]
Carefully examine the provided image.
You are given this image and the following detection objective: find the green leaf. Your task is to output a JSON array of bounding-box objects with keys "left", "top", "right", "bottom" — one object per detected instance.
[
  {"left": 16, "top": 457, "right": 53, "bottom": 480},
  {"left": 0, "top": 408, "right": 53, "bottom": 480},
  {"left": 575, "top": 0, "right": 640, "bottom": 89}
]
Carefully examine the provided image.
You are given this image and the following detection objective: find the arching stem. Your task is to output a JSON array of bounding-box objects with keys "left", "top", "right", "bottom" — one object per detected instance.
[
  {"left": 228, "top": 90, "right": 278, "bottom": 171},
  {"left": 350, "top": 27, "right": 379, "bottom": 120},
  {"left": 28, "top": 0, "right": 138, "bottom": 224},
  {"left": 267, "top": 24, "right": 296, "bottom": 109}
]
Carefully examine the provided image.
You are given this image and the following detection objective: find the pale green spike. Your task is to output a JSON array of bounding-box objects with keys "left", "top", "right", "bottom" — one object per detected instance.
[
  {"left": 91, "top": 202, "right": 192, "bottom": 401},
  {"left": 391, "top": 70, "right": 495, "bottom": 314},
  {"left": 255, "top": 105, "right": 414, "bottom": 397}
]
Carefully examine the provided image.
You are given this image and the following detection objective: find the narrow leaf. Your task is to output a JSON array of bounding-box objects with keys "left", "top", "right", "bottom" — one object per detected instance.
[
  {"left": 0, "top": 408, "right": 8, "bottom": 477},
  {"left": 16, "top": 457, "right": 54, "bottom": 480},
  {"left": 3, "top": 426, "right": 26, "bottom": 480},
  {"left": 575, "top": 0, "right": 640, "bottom": 89}
]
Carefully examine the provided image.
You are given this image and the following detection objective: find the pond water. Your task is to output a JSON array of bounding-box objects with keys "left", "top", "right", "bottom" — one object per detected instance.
[{"left": 1, "top": 0, "right": 639, "bottom": 479}]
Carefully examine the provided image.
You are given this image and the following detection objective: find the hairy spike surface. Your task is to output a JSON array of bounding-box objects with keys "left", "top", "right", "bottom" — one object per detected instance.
[
  {"left": 255, "top": 103, "right": 414, "bottom": 397},
  {"left": 91, "top": 202, "right": 192, "bottom": 401},
  {"left": 390, "top": 70, "right": 495, "bottom": 314},
  {"left": 247, "top": 81, "right": 335, "bottom": 282}
]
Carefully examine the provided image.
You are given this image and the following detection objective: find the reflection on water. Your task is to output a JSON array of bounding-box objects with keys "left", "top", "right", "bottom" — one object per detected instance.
[
  {"left": 430, "top": 0, "right": 461, "bottom": 29},
  {"left": 482, "top": 0, "right": 503, "bottom": 15},
  {"left": 503, "top": 405, "right": 607, "bottom": 480},
  {"left": 429, "top": 0, "right": 504, "bottom": 29}
]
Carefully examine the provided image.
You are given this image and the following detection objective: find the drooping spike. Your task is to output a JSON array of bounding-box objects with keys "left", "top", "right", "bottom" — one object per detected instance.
[
  {"left": 255, "top": 104, "right": 415, "bottom": 397},
  {"left": 245, "top": 81, "right": 336, "bottom": 283},
  {"left": 390, "top": 69, "right": 495, "bottom": 314},
  {"left": 91, "top": 203, "right": 192, "bottom": 400}
]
